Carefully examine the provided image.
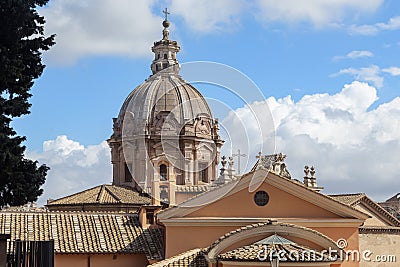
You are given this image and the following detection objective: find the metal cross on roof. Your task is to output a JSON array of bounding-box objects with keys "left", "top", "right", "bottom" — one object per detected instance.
[
  {"left": 232, "top": 149, "right": 246, "bottom": 174},
  {"left": 163, "top": 8, "right": 170, "bottom": 21}
]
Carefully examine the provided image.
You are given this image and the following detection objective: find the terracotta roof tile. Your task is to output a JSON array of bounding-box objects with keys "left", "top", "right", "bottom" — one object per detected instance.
[
  {"left": 0, "top": 211, "right": 163, "bottom": 259},
  {"left": 329, "top": 193, "right": 365, "bottom": 206},
  {"left": 147, "top": 249, "right": 207, "bottom": 267},
  {"left": 218, "top": 237, "right": 335, "bottom": 262},
  {"left": 46, "top": 184, "right": 151, "bottom": 206},
  {"left": 207, "top": 222, "right": 338, "bottom": 253}
]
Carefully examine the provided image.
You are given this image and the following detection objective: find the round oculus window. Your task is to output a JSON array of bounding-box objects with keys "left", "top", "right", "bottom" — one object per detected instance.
[{"left": 254, "top": 191, "right": 269, "bottom": 206}]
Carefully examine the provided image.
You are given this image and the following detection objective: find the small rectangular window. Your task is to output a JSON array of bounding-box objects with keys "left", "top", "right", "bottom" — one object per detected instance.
[
  {"left": 199, "top": 163, "right": 208, "bottom": 183},
  {"left": 125, "top": 163, "right": 133, "bottom": 182},
  {"left": 146, "top": 211, "right": 154, "bottom": 225}
]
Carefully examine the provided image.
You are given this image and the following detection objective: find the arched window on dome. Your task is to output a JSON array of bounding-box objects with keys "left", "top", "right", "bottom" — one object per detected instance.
[
  {"left": 160, "top": 164, "right": 168, "bottom": 181},
  {"left": 164, "top": 53, "right": 168, "bottom": 59}
]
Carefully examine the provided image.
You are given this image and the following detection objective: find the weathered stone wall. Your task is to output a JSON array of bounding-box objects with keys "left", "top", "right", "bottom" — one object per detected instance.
[{"left": 359, "top": 233, "right": 399, "bottom": 267}]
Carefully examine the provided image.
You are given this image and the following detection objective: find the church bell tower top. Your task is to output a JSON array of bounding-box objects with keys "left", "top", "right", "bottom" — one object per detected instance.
[{"left": 150, "top": 8, "right": 180, "bottom": 75}]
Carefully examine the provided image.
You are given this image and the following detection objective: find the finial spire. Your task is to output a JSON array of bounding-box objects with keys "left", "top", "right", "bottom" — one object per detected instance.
[
  {"left": 150, "top": 8, "right": 180, "bottom": 75},
  {"left": 303, "top": 165, "right": 323, "bottom": 192},
  {"left": 161, "top": 8, "right": 171, "bottom": 40},
  {"left": 163, "top": 8, "right": 170, "bottom": 21}
]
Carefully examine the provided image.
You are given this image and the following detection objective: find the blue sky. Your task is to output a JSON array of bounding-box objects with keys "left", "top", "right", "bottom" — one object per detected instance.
[{"left": 13, "top": 0, "right": 400, "bottom": 204}]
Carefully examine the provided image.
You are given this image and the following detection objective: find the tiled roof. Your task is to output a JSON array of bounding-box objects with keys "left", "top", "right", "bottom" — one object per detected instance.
[
  {"left": 384, "top": 193, "right": 400, "bottom": 202},
  {"left": 207, "top": 222, "right": 338, "bottom": 253},
  {"left": 0, "top": 211, "right": 163, "bottom": 259},
  {"left": 147, "top": 249, "right": 207, "bottom": 267},
  {"left": 331, "top": 193, "right": 400, "bottom": 227},
  {"left": 329, "top": 193, "right": 365, "bottom": 206},
  {"left": 218, "top": 234, "right": 334, "bottom": 262},
  {"left": 46, "top": 184, "right": 151, "bottom": 206}
]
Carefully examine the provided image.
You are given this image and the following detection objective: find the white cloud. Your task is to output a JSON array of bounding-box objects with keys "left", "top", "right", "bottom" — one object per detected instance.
[
  {"left": 255, "top": 0, "right": 383, "bottom": 27},
  {"left": 40, "top": 0, "right": 162, "bottom": 65},
  {"left": 348, "top": 24, "right": 379, "bottom": 35},
  {"left": 333, "top": 65, "right": 383, "bottom": 88},
  {"left": 333, "top": 50, "right": 374, "bottom": 61},
  {"left": 382, "top": 67, "right": 400, "bottom": 76},
  {"left": 222, "top": 81, "right": 400, "bottom": 201},
  {"left": 170, "top": 0, "right": 245, "bottom": 33},
  {"left": 333, "top": 65, "right": 400, "bottom": 87},
  {"left": 376, "top": 16, "right": 400, "bottom": 30},
  {"left": 349, "top": 16, "right": 400, "bottom": 35},
  {"left": 27, "top": 136, "right": 111, "bottom": 206},
  {"left": 43, "top": 135, "right": 84, "bottom": 156},
  {"left": 346, "top": 50, "right": 373, "bottom": 59},
  {"left": 37, "top": 0, "right": 386, "bottom": 64}
]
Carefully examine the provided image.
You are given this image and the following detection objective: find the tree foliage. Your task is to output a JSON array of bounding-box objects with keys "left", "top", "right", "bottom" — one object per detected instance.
[{"left": 0, "top": 0, "right": 55, "bottom": 207}]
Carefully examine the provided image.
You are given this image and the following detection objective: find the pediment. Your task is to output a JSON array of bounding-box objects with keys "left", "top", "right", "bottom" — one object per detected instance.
[
  {"left": 356, "top": 198, "right": 400, "bottom": 227},
  {"left": 158, "top": 170, "right": 369, "bottom": 221}
]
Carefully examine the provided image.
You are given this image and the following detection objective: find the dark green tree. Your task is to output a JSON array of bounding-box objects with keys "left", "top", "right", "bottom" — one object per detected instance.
[{"left": 0, "top": 0, "right": 55, "bottom": 207}]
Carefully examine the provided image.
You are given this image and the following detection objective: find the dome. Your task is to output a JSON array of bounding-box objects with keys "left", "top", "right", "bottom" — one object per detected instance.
[
  {"left": 116, "top": 71, "right": 213, "bottom": 136},
  {"left": 108, "top": 14, "right": 224, "bottom": 203}
]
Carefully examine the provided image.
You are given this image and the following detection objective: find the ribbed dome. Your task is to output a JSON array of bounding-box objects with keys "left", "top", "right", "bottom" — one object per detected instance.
[
  {"left": 109, "top": 15, "right": 224, "bottom": 201},
  {"left": 117, "top": 71, "right": 213, "bottom": 136}
]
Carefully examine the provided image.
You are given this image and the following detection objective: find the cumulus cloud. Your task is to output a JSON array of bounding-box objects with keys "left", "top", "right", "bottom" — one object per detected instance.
[
  {"left": 255, "top": 0, "right": 383, "bottom": 27},
  {"left": 222, "top": 81, "right": 400, "bottom": 201},
  {"left": 333, "top": 65, "right": 383, "bottom": 88},
  {"left": 333, "top": 50, "right": 374, "bottom": 61},
  {"left": 39, "top": 0, "right": 162, "bottom": 65},
  {"left": 27, "top": 136, "right": 111, "bottom": 206},
  {"left": 349, "top": 16, "right": 400, "bottom": 35},
  {"left": 38, "top": 0, "right": 386, "bottom": 64},
  {"left": 170, "top": 0, "right": 245, "bottom": 33},
  {"left": 28, "top": 82, "right": 400, "bottom": 205},
  {"left": 332, "top": 65, "right": 400, "bottom": 88},
  {"left": 170, "top": 0, "right": 384, "bottom": 31}
]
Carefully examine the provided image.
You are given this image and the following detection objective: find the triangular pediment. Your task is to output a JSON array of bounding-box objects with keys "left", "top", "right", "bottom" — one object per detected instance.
[
  {"left": 158, "top": 170, "right": 369, "bottom": 221},
  {"left": 356, "top": 197, "right": 400, "bottom": 227},
  {"left": 331, "top": 193, "right": 400, "bottom": 227}
]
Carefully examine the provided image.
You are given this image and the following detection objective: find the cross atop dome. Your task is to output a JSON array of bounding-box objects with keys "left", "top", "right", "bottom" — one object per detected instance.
[
  {"left": 150, "top": 8, "right": 180, "bottom": 74},
  {"left": 163, "top": 8, "right": 170, "bottom": 21},
  {"left": 162, "top": 8, "right": 171, "bottom": 39}
]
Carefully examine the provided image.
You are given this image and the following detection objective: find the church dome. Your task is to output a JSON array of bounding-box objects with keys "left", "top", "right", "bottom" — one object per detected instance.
[
  {"left": 116, "top": 71, "right": 213, "bottom": 136},
  {"left": 109, "top": 11, "right": 224, "bottom": 201},
  {"left": 114, "top": 14, "right": 214, "bottom": 138}
]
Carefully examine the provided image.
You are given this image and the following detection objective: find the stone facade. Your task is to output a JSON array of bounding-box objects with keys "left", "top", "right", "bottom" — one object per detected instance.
[{"left": 359, "top": 232, "right": 399, "bottom": 267}]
